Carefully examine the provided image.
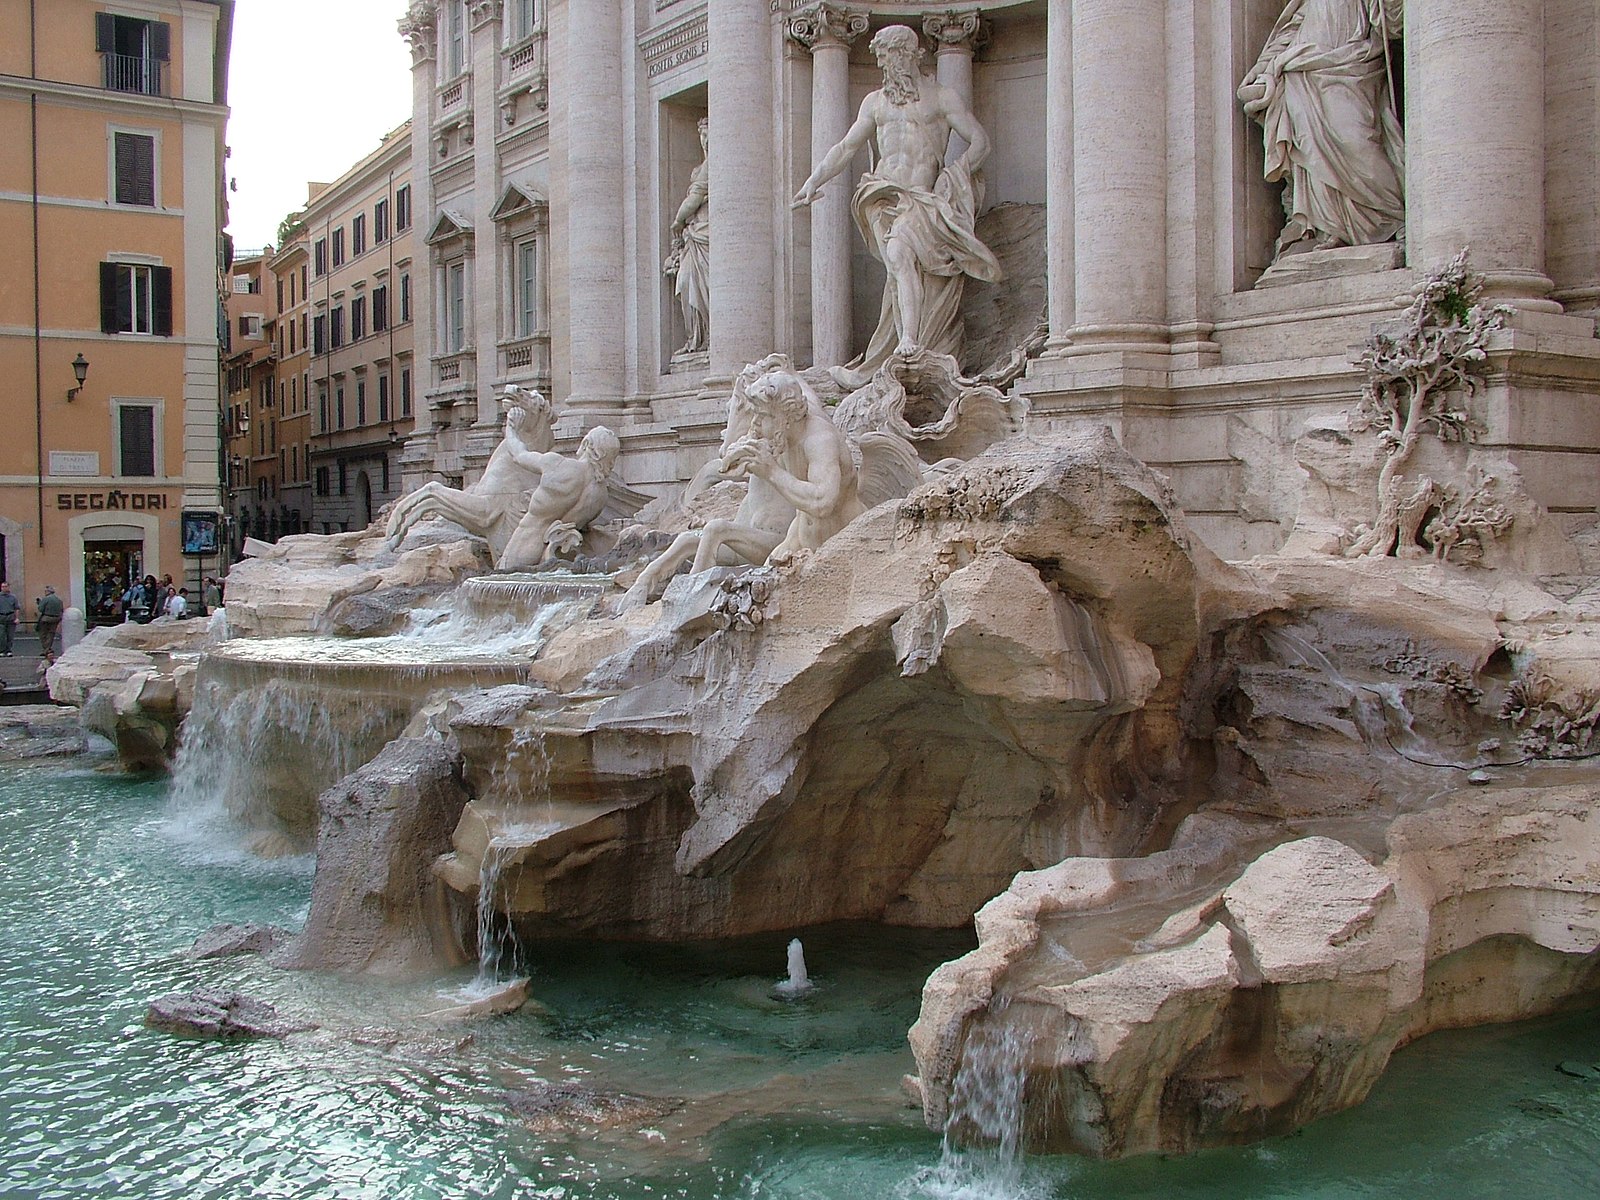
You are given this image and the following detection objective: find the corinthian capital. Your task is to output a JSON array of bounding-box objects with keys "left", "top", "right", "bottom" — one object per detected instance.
[
  {"left": 921, "top": 9, "right": 987, "bottom": 53},
  {"left": 786, "top": 2, "right": 868, "bottom": 53},
  {"left": 398, "top": 1, "right": 440, "bottom": 63}
]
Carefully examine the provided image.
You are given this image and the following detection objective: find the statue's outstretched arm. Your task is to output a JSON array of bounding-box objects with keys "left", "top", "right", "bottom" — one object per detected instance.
[{"left": 794, "top": 101, "right": 877, "bottom": 206}]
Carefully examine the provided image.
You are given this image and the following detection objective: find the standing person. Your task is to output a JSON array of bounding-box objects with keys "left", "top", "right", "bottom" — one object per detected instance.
[
  {"left": 35, "top": 585, "right": 63, "bottom": 663},
  {"left": 0, "top": 582, "right": 18, "bottom": 656},
  {"left": 203, "top": 576, "right": 223, "bottom": 611},
  {"left": 169, "top": 588, "right": 189, "bottom": 619}
]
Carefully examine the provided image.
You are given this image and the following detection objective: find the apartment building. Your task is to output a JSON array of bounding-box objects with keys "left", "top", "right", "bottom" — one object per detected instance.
[
  {"left": 300, "top": 123, "right": 417, "bottom": 533},
  {"left": 222, "top": 249, "right": 288, "bottom": 555},
  {"left": 0, "top": 0, "right": 233, "bottom": 619},
  {"left": 269, "top": 235, "right": 313, "bottom": 540}
]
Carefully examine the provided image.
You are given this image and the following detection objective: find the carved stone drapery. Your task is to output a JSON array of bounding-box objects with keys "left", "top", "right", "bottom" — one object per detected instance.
[
  {"left": 468, "top": 0, "right": 503, "bottom": 30},
  {"left": 785, "top": 2, "right": 867, "bottom": 52},
  {"left": 398, "top": 1, "right": 440, "bottom": 64}
]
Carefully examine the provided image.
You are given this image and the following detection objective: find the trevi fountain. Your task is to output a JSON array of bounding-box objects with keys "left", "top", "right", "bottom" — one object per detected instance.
[{"left": 6, "top": 2, "right": 1600, "bottom": 1197}]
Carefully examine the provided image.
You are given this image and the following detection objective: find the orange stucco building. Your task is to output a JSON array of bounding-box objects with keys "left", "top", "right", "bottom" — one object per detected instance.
[{"left": 0, "top": 0, "right": 232, "bottom": 623}]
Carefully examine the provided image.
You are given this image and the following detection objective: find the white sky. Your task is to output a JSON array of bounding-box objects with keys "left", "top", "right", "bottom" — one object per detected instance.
[{"left": 223, "top": 1, "right": 414, "bottom": 252}]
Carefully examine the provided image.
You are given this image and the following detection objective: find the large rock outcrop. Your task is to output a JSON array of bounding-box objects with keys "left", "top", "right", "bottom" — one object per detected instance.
[{"left": 425, "top": 430, "right": 1267, "bottom": 942}]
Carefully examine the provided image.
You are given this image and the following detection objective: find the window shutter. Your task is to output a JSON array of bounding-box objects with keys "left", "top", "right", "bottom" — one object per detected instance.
[
  {"left": 95, "top": 12, "right": 115, "bottom": 53},
  {"left": 100, "top": 262, "right": 120, "bottom": 333},
  {"left": 150, "top": 21, "right": 171, "bottom": 61},
  {"left": 152, "top": 266, "right": 173, "bottom": 336},
  {"left": 115, "top": 134, "right": 156, "bottom": 206},
  {"left": 119, "top": 406, "right": 156, "bottom": 477}
]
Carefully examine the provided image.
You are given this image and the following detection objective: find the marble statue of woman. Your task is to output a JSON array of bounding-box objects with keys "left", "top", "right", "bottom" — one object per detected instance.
[
  {"left": 793, "top": 25, "right": 1002, "bottom": 377},
  {"left": 664, "top": 117, "right": 710, "bottom": 357},
  {"left": 1239, "top": 0, "right": 1405, "bottom": 259}
]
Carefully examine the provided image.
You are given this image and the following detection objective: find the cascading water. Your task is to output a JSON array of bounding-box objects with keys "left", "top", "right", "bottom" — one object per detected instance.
[{"left": 905, "top": 1001, "right": 1045, "bottom": 1200}]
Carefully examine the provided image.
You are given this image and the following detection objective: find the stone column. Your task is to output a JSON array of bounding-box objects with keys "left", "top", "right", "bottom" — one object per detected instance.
[
  {"left": 1043, "top": 0, "right": 1072, "bottom": 352},
  {"left": 787, "top": 3, "right": 867, "bottom": 369},
  {"left": 466, "top": 0, "right": 505, "bottom": 463},
  {"left": 565, "top": 0, "right": 628, "bottom": 411},
  {"left": 707, "top": 0, "right": 776, "bottom": 380},
  {"left": 923, "top": 10, "right": 984, "bottom": 160},
  {"left": 1064, "top": 0, "right": 1168, "bottom": 355},
  {"left": 397, "top": 1, "right": 441, "bottom": 486},
  {"left": 1407, "top": 0, "right": 1557, "bottom": 309}
]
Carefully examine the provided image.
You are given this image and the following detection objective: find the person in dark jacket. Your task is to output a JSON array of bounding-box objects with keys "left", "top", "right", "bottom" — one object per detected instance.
[
  {"left": 0, "top": 582, "right": 19, "bottom": 656},
  {"left": 35, "top": 585, "right": 63, "bottom": 662}
]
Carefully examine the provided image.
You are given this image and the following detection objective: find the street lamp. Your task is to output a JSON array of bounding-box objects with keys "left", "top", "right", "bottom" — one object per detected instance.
[{"left": 66, "top": 353, "right": 89, "bottom": 401}]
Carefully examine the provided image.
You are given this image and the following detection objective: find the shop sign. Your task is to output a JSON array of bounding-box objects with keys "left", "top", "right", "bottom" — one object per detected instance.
[{"left": 55, "top": 491, "right": 170, "bottom": 512}]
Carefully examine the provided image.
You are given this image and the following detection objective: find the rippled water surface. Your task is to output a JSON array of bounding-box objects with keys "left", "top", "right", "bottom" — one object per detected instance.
[{"left": 2, "top": 763, "right": 1598, "bottom": 1200}]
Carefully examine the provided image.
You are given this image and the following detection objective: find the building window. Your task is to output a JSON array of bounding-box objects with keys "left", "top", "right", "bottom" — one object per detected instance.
[
  {"left": 317, "top": 383, "right": 329, "bottom": 432},
  {"left": 99, "top": 263, "right": 172, "bottom": 336},
  {"left": 338, "top": 461, "right": 349, "bottom": 496},
  {"left": 330, "top": 306, "right": 345, "bottom": 349},
  {"left": 276, "top": 278, "right": 284, "bottom": 310},
  {"left": 400, "top": 274, "right": 411, "bottom": 323},
  {"left": 352, "top": 214, "right": 367, "bottom": 257},
  {"left": 351, "top": 295, "right": 367, "bottom": 341},
  {"left": 336, "top": 386, "right": 346, "bottom": 430},
  {"left": 288, "top": 319, "right": 296, "bottom": 355},
  {"left": 401, "top": 368, "right": 412, "bottom": 417},
  {"left": 112, "top": 132, "right": 156, "bottom": 206},
  {"left": 511, "top": 0, "right": 537, "bottom": 41},
  {"left": 314, "top": 238, "right": 327, "bottom": 277},
  {"left": 379, "top": 373, "right": 391, "bottom": 422},
  {"left": 116, "top": 403, "right": 157, "bottom": 477},
  {"left": 356, "top": 379, "right": 368, "bottom": 426},
  {"left": 446, "top": 0, "right": 467, "bottom": 77},
  {"left": 312, "top": 313, "right": 327, "bottom": 355},
  {"left": 373, "top": 285, "right": 389, "bottom": 333},
  {"left": 315, "top": 466, "right": 329, "bottom": 497},
  {"left": 301, "top": 264, "right": 308, "bottom": 296},
  {"left": 395, "top": 185, "right": 412, "bottom": 232},
  {"left": 332, "top": 228, "right": 346, "bottom": 268},
  {"left": 96, "top": 14, "right": 169, "bottom": 96},
  {"left": 445, "top": 261, "right": 466, "bottom": 352},
  {"left": 374, "top": 199, "right": 390, "bottom": 243},
  {"left": 515, "top": 238, "right": 538, "bottom": 338}
]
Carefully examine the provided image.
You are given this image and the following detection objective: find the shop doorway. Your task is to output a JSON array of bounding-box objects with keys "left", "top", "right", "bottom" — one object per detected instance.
[{"left": 83, "top": 541, "right": 143, "bottom": 626}]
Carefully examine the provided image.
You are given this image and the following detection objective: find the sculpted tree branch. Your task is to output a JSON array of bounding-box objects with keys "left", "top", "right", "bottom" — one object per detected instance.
[{"left": 1345, "top": 249, "right": 1510, "bottom": 558}]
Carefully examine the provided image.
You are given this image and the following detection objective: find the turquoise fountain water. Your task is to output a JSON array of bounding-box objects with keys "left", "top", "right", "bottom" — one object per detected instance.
[{"left": 2, "top": 761, "right": 1599, "bottom": 1199}]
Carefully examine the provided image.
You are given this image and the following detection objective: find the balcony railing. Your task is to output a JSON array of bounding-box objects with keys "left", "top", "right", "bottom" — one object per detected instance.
[{"left": 102, "top": 53, "right": 165, "bottom": 96}]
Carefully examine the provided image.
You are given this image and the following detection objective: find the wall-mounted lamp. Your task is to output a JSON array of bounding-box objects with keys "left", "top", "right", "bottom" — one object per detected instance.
[{"left": 66, "top": 353, "right": 89, "bottom": 402}]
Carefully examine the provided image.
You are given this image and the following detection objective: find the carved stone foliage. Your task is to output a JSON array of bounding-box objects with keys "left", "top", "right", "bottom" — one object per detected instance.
[
  {"left": 921, "top": 9, "right": 986, "bottom": 52},
  {"left": 469, "top": 0, "right": 503, "bottom": 30},
  {"left": 1344, "top": 250, "right": 1510, "bottom": 560},
  {"left": 398, "top": 0, "right": 440, "bottom": 62},
  {"left": 785, "top": 2, "right": 867, "bottom": 51},
  {"left": 1500, "top": 670, "right": 1600, "bottom": 759}
]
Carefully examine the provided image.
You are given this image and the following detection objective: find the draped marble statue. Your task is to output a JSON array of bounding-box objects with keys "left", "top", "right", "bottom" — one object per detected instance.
[
  {"left": 1239, "top": 0, "right": 1405, "bottom": 259},
  {"left": 793, "top": 24, "right": 1002, "bottom": 378},
  {"left": 664, "top": 117, "right": 710, "bottom": 357}
]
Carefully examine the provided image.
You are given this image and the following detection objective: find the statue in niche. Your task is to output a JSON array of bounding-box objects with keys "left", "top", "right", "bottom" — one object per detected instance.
[
  {"left": 385, "top": 385, "right": 618, "bottom": 569},
  {"left": 1238, "top": 0, "right": 1405, "bottom": 260},
  {"left": 664, "top": 117, "right": 710, "bottom": 358},
  {"left": 793, "top": 24, "right": 1002, "bottom": 379},
  {"left": 621, "top": 356, "right": 864, "bottom": 608}
]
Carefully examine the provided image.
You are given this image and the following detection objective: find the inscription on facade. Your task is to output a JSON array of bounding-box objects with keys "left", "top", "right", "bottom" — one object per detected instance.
[
  {"left": 641, "top": 14, "right": 708, "bottom": 78},
  {"left": 56, "top": 491, "right": 170, "bottom": 512}
]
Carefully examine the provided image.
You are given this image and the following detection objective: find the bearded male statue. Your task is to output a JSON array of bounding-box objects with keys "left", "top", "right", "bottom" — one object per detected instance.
[
  {"left": 1239, "top": 0, "right": 1405, "bottom": 259},
  {"left": 793, "top": 23, "right": 1002, "bottom": 377}
]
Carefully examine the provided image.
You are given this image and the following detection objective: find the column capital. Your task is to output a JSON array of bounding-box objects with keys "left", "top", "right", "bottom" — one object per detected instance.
[
  {"left": 397, "top": 1, "right": 439, "bottom": 64},
  {"left": 921, "top": 9, "right": 987, "bottom": 54},
  {"left": 468, "top": 0, "right": 502, "bottom": 31},
  {"left": 786, "top": 3, "right": 868, "bottom": 53}
]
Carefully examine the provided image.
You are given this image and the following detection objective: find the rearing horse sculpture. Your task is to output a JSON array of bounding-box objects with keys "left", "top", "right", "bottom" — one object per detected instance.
[{"left": 384, "top": 385, "right": 554, "bottom": 563}]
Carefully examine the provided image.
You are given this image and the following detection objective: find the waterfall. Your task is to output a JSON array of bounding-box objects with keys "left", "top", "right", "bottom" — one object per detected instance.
[{"left": 903, "top": 1003, "right": 1045, "bottom": 1200}]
